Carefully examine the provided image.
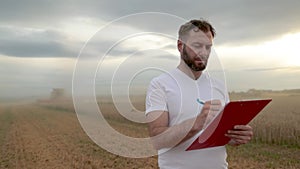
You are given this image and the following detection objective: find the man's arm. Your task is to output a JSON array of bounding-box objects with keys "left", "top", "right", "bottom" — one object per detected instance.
[{"left": 146, "top": 100, "right": 221, "bottom": 150}]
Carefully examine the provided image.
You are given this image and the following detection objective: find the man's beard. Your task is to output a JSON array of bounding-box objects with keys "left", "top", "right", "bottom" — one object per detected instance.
[{"left": 182, "top": 45, "right": 207, "bottom": 71}]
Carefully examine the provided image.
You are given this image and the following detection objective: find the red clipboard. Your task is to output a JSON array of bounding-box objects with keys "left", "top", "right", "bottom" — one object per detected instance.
[{"left": 186, "top": 99, "right": 272, "bottom": 151}]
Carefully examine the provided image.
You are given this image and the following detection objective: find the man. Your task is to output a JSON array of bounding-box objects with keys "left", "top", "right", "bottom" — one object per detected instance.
[{"left": 145, "top": 19, "right": 253, "bottom": 169}]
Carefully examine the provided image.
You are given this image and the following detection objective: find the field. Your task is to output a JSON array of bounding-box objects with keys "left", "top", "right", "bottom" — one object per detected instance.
[{"left": 0, "top": 90, "right": 299, "bottom": 169}]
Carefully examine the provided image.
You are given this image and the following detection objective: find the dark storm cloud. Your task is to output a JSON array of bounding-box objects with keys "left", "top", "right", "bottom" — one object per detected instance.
[
  {"left": 211, "top": 0, "right": 300, "bottom": 45},
  {"left": 0, "top": 0, "right": 300, "bottom": 58},
  {"left": 0, "top": 27, "right": 78, "bottom": 57}
]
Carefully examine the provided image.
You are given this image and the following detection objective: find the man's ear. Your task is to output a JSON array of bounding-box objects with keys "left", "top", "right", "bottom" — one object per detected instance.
[{"left": 177, "top": 40, "right": 184, "bottom": 53}]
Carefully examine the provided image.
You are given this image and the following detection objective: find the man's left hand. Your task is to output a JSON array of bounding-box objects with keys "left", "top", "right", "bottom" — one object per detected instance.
[{"left": 226, "top": 125, "right": 253, "bottom": 146}]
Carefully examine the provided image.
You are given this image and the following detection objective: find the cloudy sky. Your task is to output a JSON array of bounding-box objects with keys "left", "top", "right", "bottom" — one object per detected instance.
[{"left": 1, "top": 0, "right": 300, "bottom": 99}]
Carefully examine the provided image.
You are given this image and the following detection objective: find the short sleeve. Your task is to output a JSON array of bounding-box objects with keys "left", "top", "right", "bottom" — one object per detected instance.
[{"left": 145, "top": 78, "right": 168, "bottom": 115}]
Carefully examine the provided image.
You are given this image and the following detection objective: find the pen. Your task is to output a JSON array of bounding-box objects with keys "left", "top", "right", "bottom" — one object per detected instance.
[{"left": 197, "top": 98, "right": 205, "bottom": 105}]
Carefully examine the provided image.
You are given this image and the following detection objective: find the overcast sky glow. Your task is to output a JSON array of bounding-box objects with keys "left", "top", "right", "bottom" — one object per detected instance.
[{"left": 1, "top": 0, "right": 300, "bottom": 98}]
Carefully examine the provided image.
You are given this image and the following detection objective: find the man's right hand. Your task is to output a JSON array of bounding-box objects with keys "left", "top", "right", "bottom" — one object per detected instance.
[{"left": 193, "top": 100, "right": 222, "bottom": 132}]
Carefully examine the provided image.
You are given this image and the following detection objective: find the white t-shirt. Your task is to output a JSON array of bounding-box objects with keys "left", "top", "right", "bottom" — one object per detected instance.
[{"left": 146, "top": 68, "right": 229, "bottom": 169}]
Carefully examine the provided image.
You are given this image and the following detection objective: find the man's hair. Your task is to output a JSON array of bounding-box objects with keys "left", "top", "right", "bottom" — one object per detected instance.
[{"left": 178, "top": 19, "right": 216, "bottom": 40}]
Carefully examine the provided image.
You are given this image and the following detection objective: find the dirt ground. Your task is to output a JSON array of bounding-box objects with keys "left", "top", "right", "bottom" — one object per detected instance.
[
  {"left": 0, "top": 100, "right": 299, "bottom": 169},
  {"left": 0, "top": 104, "right": 157, "bottom": 169}
]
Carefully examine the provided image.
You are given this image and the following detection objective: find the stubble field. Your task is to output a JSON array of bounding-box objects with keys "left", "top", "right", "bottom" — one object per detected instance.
[{"left": 0, "top": 90, "right": 299, "bottom": 169}]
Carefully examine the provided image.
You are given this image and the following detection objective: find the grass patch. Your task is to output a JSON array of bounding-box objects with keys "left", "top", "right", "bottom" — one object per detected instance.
[{"left": 226, "top": 142, "right": 300, "bottom": 168}]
